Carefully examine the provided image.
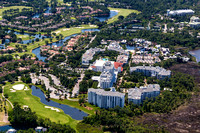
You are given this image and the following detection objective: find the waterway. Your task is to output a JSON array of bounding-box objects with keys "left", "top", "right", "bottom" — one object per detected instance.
[
  {"left": 31, "top": 85, "right": 88, "bottom": 120},
  {"left": 0, "top": 125, "right": 14, "bottom": 132},
  {"left": 189, "top": 49, "right": 200, "bottom": 62}
]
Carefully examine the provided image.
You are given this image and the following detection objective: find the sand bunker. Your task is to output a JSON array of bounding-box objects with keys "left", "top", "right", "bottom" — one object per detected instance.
[
  {"left": 55, "top": 31, "right": 61, "bottom": 34},
  {"left": 24, "top": 86, "right": 29, "bottom": 91},
  {"left": 13, "top": 84, "right": 24, "bottom": 90},
  {"left": 63, "top": 28, "right": 70, "bottom": 31},
  {"left": 45, "top": 106, "right": 60, "bottom": 112}
]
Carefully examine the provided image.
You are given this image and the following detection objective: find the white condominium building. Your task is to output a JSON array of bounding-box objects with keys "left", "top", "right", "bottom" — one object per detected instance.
[
  {"left": 88, "top": 88, "right": 125, "bottom": 108},
  {"left": 108, "top": 41, "right": 129, "bottom": 56},
  {"left": 167, "top": 9, "right": 195, "bottom": 16},
  {"left": 128, "top": 84, "right": 160, "bottom": 105},
  {"left": 130, "top": 66, "right": 171, "bottom": 80},
  {"left": 100, "top": 71, "right": 114, "bottom": 89},
  {"left": 82, "top": 48, "right": 105, "bottom": 65}
]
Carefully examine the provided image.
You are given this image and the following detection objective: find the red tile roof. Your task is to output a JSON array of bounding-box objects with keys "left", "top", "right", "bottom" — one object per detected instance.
[{"left": 114, "top": 62, "right": 123, "bottom": 71}]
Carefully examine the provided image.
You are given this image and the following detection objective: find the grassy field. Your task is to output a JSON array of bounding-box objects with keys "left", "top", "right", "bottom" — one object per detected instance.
[
  {"left": 0, "top": 6, "right": 32, "bottom": 20},
  {"left": 17, "top": 35, "right": 35, "bottom": 41},
  {"left": 107, "top": 8, "right": 141, "bottom": 24},
  {"left": 3, "top": 82, "right": 78, "bottom": 129},
  {"left": 52, "top": 98, "right": 99, "bottom": 115}
]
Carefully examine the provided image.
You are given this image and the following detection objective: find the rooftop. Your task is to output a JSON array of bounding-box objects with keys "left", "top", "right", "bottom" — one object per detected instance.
[{"left": 88, "top": 88, "right": 125, "bottom": 97}]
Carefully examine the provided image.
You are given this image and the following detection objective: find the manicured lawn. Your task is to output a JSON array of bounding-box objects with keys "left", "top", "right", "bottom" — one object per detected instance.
[
  {"left": 0, "top": 6, "right": 32, "bottom": 20},
  {"left": 3, "top": 82, "right": 78, "bottom": 129},
  {"left": 17, "top": 35, "right": 35, "bottom": 41},
  {"left": 51, "top": 98, "right": 99, "bottom": 115},
  {"left": 51, "top": 25, "right": 98, "bottom": 37},
  {"left": 107, "top": 8, "right": 141, "bottom": 24}
]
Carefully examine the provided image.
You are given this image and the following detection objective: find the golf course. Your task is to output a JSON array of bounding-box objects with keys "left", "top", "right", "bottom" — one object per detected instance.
[{"left": 3, "top": 82, "right": 78, "bottom": 129}]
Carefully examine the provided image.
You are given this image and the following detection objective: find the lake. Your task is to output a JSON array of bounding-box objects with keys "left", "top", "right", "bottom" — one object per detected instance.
[
  {"left": 189, "top": 49, "right": 200, "bottom": 62},
  {"left": 31, "top": 85, "right": 88, "bottom": 120}
]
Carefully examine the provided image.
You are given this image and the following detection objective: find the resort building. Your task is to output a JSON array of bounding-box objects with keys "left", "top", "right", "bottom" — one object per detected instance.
[
  {"left": 88, "top": 88, "right": 125, "bottom": 108},
  {"left": 116, "top": 54, "right": 129, "bottom": 64},
  {"left": 167, "top": 9, "right": 195, "bottom": 16},
  {"left": 99, "top": 71, "right": 114, "bottom": 89},
  {"left": 82, "top": 48, "right": 105, "bottom": 65},
  {"left": 130, "top": 66, "right": 171, "bottom": 80},
  {"left": 132, "top": 55, "right": 161, "bottom": 65},
  {"left": 189, "top": 16, "right": 200, "bottom": 28},
  {"left": 128, "top": 84, "right": 160, "bottom": 105},
  {"left": 108, "top": 41, "right": 129, "bottom": 56}
]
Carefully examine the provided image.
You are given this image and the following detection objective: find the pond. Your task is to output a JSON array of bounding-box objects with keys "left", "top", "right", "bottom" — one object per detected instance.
[
  {"left": 31, "top": 85, "right": 88, "bottom": 120},
  {"left": 32, "top": 28, "right": 100, "bottom": 61},
  {"left": 189, "top": 49, "right": 200, "bottom": 62},
  {"left": 0, "top": 125, "right": 14, "bottom": 131},
  {"left": 95, "top": 10, "right": 118, "bottom": 22}
]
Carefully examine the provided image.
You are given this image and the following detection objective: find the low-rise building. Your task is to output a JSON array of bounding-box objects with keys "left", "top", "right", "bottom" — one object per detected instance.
[
  {"left": 189, "top": 16, "right": 200, "bottom": 28},
  {"left": 108, "top": 41, "right": 129, "bottom": 56},
  {"left": 130, "top": 66, "right": 171, "bottom": 80},
  {"left": 82, "top": 48, "right": 105, "bottom": 65},
  {"left": 167, "top": 9, "right": 195, "bottom": 16},
  {"left": 116, "top": 54, "right": 129, "bottom": 64},
  {"left": 128, "top": 84, "right": 160, "bottom": 105},
  {"left": 88, "top": 88, "right": 125, "bottom": 108}
]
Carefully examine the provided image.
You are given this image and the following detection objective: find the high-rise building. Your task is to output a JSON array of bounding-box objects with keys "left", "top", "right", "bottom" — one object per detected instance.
[{"left": 88, "top": 88, "right": 125, "bottom": 108}]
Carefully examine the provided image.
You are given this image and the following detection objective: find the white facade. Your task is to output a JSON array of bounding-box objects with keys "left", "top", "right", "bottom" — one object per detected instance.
[
  {"left": 189, "top": 16, "right": 200, "bottom": 28},
  {"left": 167, "top": 9, "right": 194, "bottom": 16},
  {"left": 100, "top": 71, "right": 114, "bottom": 89},
  {"left": 88, "top": 88, "right": 125, "bottom": 108},
  {"left": 130, "top": 66, "right": 171, "bottom": 80},
  {"left": 128, "top": 84, "right": 160, "bottom": 105}
]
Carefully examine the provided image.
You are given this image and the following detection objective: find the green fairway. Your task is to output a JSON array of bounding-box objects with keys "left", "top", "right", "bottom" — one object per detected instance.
[
  {"left": 51, "top": 25, "right": 98, "bottom": 37},
  {"left": 4, "top": 82, "right": 78, "bottom": 129},
  {"left": 52, "top": 98, "right": 99, "bottom": 115},
  {"left": 0, "top": 6, "right": 32, "bottom": 20},
  {"left": 107, "top": 8, "right": 141, "bottom": 24},
  {"left": 17, "top": 35, "right": 35, "bottom": 41}
]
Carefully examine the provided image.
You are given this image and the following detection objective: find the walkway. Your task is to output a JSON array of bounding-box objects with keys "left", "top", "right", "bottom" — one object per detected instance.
[
  {"left": 2, "top": 86, "right": 13, "bottom": 109},
  {"left": 72, "top": 72, "right": 85, "bottom": 97}
]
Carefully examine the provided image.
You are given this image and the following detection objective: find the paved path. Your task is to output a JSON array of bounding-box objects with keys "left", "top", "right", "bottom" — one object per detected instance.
[
  {"left": 72, "top": 73, "right": 85, "bottom": 97},
  {"left": 2, "top": 86, "right": 13, "bottom": 109}
]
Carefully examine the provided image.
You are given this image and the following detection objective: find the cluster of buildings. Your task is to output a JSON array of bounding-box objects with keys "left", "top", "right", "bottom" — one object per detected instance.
[
  {"left": 130, "top": 66, "right": 171, "bottom": 80},
  {"left": 65, "top": 34, "right": 87, "bottom": 51},
  {"left": 132, "top": 55, "right": 161, "bottom": 65},
  {"left": 167, "top": 9, "right": 195, "bottom": 16},
  {"left": 88, "top": 84, "right": 161, "bottom": 108},
  {"left": 77, "top": 6, "right": 104, "bottom": 19}
]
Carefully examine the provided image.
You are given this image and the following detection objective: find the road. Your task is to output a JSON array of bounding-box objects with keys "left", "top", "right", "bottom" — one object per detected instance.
[
  {"left": 84, "top": 35, "right": 96, "bottom": 49},
  {"left": 72, "top": 72, "right": 85, "bottom": 97}
]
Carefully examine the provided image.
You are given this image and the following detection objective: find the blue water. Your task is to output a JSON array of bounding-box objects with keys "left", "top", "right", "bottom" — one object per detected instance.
[
  {"left": 189, "top": 49, "right": 200, "bottom": 62},
  {"left": 0, "top": 125, "right": 14, "bottom": 131},
  {"left": 126, "top": 45, "right": 135, "bottom": 50},
  {"left": 31, "top": 85, "right": 88, "bottom": 120},
  {"left": 32, "top": 28, "right": 100, "bottom": 61},
  {"left": 103, "top": 58, "right": 108, "bottom": 61},
  {"left": 95, "top": 10, "right": 118, "bottom": 22},
  {"left": 33, "top": 7, "right": 52, "bottom": 18}
]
